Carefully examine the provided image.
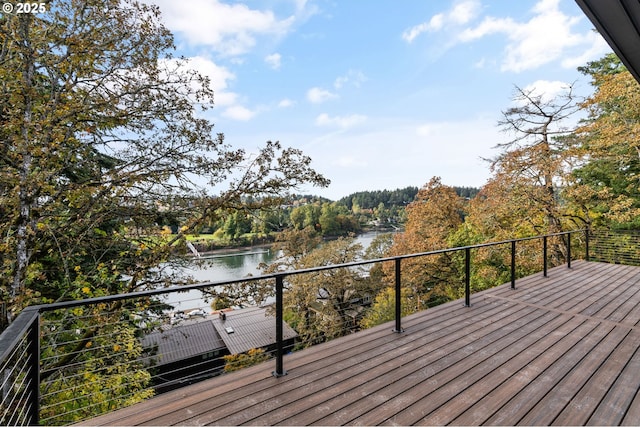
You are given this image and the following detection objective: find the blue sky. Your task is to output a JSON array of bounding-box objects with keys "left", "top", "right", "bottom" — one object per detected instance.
[{"left": 150, "top": 0, "right": 611, "bottom": 200}]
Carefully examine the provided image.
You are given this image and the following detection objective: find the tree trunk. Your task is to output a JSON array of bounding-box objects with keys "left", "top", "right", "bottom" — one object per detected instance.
[{"left": 11, "top": 15, "right": 36, "bottom": 309}]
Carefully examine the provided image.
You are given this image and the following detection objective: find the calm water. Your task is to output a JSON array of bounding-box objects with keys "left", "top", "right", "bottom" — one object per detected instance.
[{"left": 163, "top": 231, "right": 384, "bottom": 310}]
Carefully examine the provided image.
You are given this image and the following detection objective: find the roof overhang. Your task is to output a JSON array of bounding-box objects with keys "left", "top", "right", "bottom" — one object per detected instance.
[{"left": 575, "top": 0, "right": 640, "bottom": 83}]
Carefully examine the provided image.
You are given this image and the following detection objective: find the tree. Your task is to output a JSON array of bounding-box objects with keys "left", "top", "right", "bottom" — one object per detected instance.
[
  {"left": 0, "top": 0, "right": 328, "bottom": 420},
  {"left": 249, "top": 231, "right": 379, "bottom": 346},
  {"left": 493, "top": 84, "right": 580, "bottom": 235},
  {"left": 318, "top": 202, "right": 359, "bottom": 236},
  {"left": 387, "top": 177, "right": 465, "bottom": 307},
  {"left": 0, "top": 0, "right": 328, "bottom": 323},
  {"left": 359, "top": 286, "right": 420, "bottom": 329},
  {"left": 289, "top": 203, "right": 321, "bottom": 231},
  {"left": 222, "top": 348, "right": 269, "bottom": 373},
  {"left": 284, "top": 237, "right": 376, "bottom": 344},
  {"left": 570, "top": 54, "right": 640, "bottom": 229}
]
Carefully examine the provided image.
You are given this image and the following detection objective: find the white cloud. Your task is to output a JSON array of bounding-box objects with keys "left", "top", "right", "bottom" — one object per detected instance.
[
  {"left": 334, "top": 69, "right": 367, "bottom": 89},
  {"left": 457, "top": 16, "right": 515, "bottom": 42},
  {"left": 402, "top": 0, "right": 480, "bottom": 43},
  {"left": 521, "top": 80, "right": 571, "bottom": 103},
  {"left": 160, "top": 56, "right": 238, "bottom": 106},
  {"left": 315, "top": 113, "right": 367, "bottom": 129},
  {"left": 451, "top": 0, "right": 481, "bottom": 25},
  {"left": 407, "top": 0, "right": 610, "bottom": 73},
  {"left": 265, "top": 53, "right": 282, "bottom": 70},
  {"left": 150, "top": 0, "right": 295, "bottom": 56},
  {"left": 278, "top": 98, "right": 295, "bottom": 108},
  {"left": 560, "top": 32, "right": 610, "bottom": 69},
  {"left": 222, "top": 105, "right": 256, "bottom": 121},
  {"left": 307, "top": 87, "right": 338, "bottom": 104},
  {"left": 402, "top": 15, "right": 443, "bottom": 43},
  {"left": 459, "top": 0, "right": 608, "bottom": 72}
]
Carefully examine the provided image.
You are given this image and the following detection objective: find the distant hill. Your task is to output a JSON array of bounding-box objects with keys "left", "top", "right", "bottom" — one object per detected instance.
[
  {"left": 336, "top": 187, "right": 419, "bottom": 210},
  {"left": 336, "top": 186, "right": 480, "bottom": 210}
]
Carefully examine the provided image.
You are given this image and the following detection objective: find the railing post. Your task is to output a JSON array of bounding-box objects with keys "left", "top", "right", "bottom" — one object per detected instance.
[
  {"left": 511, "top": 240, "right": 516, "bottom": 289},
  {"left": 393, "top": 258, "right": 403, "bottom": 333},
  {"left": 567, "top": 232, "right": 572, "bottom": 268},
  {"left": 464, "top": 247, "right": 471, "bottom": 307},
  {"left": 585, "top": 229, "right": 590, "bottom": 261},
  {"left": 543, "top": 236, "right": 548, "bottom": 277},
  {"left": 28, "top": 312, "right": 40, "bottom": 427},
  {"left": 272, "top": 274, "right": 286, "bottom": 377}
]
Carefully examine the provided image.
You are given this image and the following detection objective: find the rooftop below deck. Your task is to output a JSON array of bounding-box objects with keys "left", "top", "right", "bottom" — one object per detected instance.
[{"left": 86, "top": 260, "right": 640, "bottom": 426}]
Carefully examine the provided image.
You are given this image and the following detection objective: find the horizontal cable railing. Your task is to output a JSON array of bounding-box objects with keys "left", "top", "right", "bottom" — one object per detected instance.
[
  {"left": 0, "top": 307, "right": 39, "bottom": 427},
  {"left": 0, "top": 229, "right": 595, "bottom": 425},
  {"left": 588, "top": 229, "right": 640, "bottom": 266}
]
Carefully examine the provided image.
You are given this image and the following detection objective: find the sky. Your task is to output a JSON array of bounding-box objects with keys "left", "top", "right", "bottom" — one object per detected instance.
[{"left": 148, "top": 0, "right": 611, "bottom": 201}]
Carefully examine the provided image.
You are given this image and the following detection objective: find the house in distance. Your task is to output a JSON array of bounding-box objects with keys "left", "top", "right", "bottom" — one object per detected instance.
[{"left": 141, "top": 306, "right": 298, "bottom": 393}]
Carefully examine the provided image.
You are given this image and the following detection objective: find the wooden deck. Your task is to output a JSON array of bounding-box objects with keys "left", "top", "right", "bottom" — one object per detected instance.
[{"left": 87, "top": 260, "right": 640, "bottom": 426}]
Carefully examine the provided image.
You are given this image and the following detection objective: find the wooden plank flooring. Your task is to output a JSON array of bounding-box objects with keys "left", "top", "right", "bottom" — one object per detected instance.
[{"left": 86, "top": 260, "right": 640, "bottom": 426}]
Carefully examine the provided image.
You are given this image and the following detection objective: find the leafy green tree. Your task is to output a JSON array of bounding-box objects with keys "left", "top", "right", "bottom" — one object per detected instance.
[
  {"left": 0, "top": 0, "right": 328, "bottom": 322},
  {"left": 289, "top": 203, "right": 322, "bottom": 231},
  {"left": 0, "top": 0, "right": 328, "bottom": 421},
  {"left": 284, "top": 237, "right": 376, "bottom": 344},
  {"left": 223, "top": 348, "right": 270, "bottom": 373},
  {"left": 318, "top": 202, "right": 359, "bottom": 236},
  {"left": 570, "top": 54, "right": 640, "bottom": 229},
  {"left": 319, "top": 203, "right": 340, "bottom": 236},
  {"left": 360, "top": 286, "right": 420, "bottom": 329},
  {"left": 222, "top": 211, "right": 253, "bottom": 241},
  {"left": 250, "top": 231, "right": 380, "bottom": 346}
]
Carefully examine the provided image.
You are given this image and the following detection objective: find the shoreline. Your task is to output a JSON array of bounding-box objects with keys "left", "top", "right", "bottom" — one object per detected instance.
[
  {"left": 188, "top": 227, "right": 400, "bottom": 258},
  {"left": 194, "top": 242, "right": 273, "bottom": 257}
]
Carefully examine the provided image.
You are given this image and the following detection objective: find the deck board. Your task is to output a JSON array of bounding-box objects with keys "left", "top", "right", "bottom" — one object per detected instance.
[{"left": 86, "top": 260, "right": 640, "bottom": 426}]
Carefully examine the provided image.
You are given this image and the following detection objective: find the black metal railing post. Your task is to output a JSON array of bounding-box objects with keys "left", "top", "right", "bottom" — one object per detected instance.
[
  {"left": 272, "top": 274, "right": 286, "bottom": 377},
  {"left": 567, "top": 232, "right": 572, "bottom": 268},
  {"left": 464, "top": 247, "right": 471, "bottom": 307},
  {"left": 543, "top": 236, "right": 548, "bottom": 277},
  {"left": 28, "top": 314, "right": 40, "bottom": 426},
  {"left": 393, "top": 258, "right": 403, "bottom": 333},
  {"left": 511, "top": 240, "right": 516, "bottom": 289},
  {"left": 585, "top": 229, "right": 590, "bottom": 261}
]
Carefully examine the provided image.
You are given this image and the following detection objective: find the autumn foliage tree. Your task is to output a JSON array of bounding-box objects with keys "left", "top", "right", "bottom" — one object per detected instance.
[
  {"left": 386, "top": 177, "right": 465, "bottom": 307},
  {"left": 0, "top": 0, "right": 328, "bottom": 324},
  {"left": 570, "top": 54, "right": 640, "bottom": 228},
  {"left": 0, "top": 0, "right": 328, "bottom": 420}
]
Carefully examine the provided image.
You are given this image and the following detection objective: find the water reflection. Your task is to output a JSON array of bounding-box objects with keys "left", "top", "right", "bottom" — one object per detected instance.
[
  {"left": 163, "top": 231, "right": 385, "bottom": 311},
  {"left": 187, "top": 249, "right": 277, "bottom": 282}
]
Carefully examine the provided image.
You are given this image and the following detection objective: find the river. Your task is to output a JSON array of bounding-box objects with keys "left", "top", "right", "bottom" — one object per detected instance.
[{"left": 163, "top": 231, "right": 386, "bottom": 311}]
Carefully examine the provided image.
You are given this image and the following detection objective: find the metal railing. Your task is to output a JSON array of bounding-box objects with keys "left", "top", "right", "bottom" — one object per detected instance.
[
  {"left": 0, "top": 229, "right": 595, "bottom": 425},
  {"left": 587, "top": 229, "right": 640, "bottom": 266}
]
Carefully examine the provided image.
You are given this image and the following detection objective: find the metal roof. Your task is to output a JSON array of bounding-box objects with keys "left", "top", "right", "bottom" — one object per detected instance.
[
  {"left": 142, "top": 306, "right": 299, "bottom": 366},
  {"left": 575, "top": 0, "right": 640, "bottom": 83},
  {"left": 211, "top": 306, "right": 298, "bottom": 355},
  {"left": 141, "top": 319, "right": 226, "bottom": 367}
]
